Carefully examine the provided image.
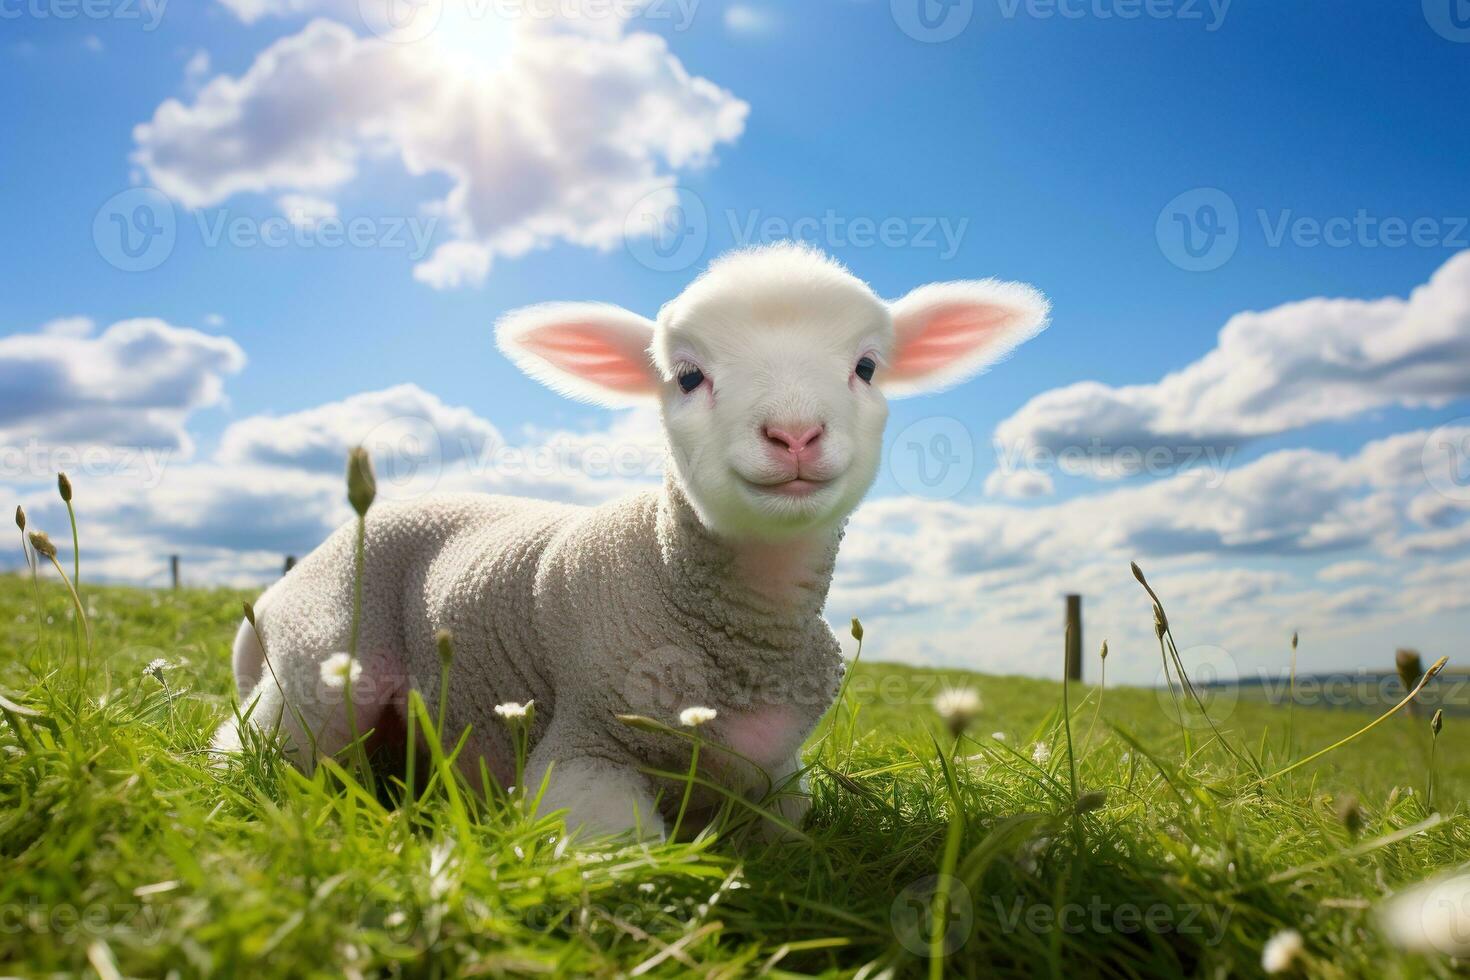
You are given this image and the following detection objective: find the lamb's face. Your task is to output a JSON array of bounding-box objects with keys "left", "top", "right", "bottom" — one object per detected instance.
[
  {"left": 650, "top": 255, "right": 892, "bottom": 538},
  {"left": 497, "top": 243, "right": 1049, "bottom": 541}
]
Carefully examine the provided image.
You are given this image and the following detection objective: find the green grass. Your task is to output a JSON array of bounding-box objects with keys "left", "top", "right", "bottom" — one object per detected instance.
[{"left": 1, "top": 571, "right": 1466, "bottom": 978}]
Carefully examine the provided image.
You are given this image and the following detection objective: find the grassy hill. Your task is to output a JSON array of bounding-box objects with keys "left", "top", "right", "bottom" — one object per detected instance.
[{"left": 1, "top": 574, "right": 1466, "bottom": 977}]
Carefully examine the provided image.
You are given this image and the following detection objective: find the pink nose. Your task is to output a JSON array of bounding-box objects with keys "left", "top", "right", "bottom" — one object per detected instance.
[{"left": 763, "top": 424, "right": 825, "bottom": 456}]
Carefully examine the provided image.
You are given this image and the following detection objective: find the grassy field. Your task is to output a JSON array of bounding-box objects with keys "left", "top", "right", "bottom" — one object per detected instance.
[{"left": 1, "top": 569, "right": 1467, "bottom": 978}]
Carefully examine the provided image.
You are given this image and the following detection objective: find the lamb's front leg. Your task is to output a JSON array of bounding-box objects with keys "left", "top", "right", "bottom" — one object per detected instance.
[
  {"left": 527, "top": 727, "right": 664, "bottom": 841},
  {"left": 761, "top": 751, "right": 812, "bottom": 840}
]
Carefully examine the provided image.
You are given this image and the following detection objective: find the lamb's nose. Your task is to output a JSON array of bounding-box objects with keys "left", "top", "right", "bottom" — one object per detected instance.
[{"left": 763, "top": 424, "right": 825, "bottom": 455}]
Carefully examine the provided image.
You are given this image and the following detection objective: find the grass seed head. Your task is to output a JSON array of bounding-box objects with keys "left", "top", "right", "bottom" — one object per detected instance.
[
  {"left": 436, "top": 629, "right": 455, "bottom": 668},
  {"left": 1396, "top": 649, "right": 1424, "bottom": 693},
  {"left": 242, "top": 601, "right": 256, "bottom": 627},
  {"left": 319, "top": 653, "right": 361, "bottom": 691},
  {"left": 58, "top": 472, "right": 72, "bottom": 503},
  {"left": 1099, "top": 640, "right": 1108, "bottom": 661},
  {"left": 346, "top": 447, "right": 376, "bottom": 517},
  {"left": 1153, "top": 604, "right": 1168, "bottom": 641},
  {"left": 1261, "top": 929, "right": 1304, "bottom": 974},
  {"left": 1432, "top": 708, "right": 1444, "bottom": 737},
  {"left": 1074, "top": 789, "right": 1107, "bottom": 814},
  {"left": 934, "top": 686, "right": 982, "bottom": 737},
  {"left": 1336, "top": 793, "right": 1364, "bottom": 838},
  {"left": 15, "top": 505, "right": 25, "bottom": 531},
  {"left": 495, "top": 700, "right": 535, "bottom": 722},
  {"left": 850, "top": 617, "right": 862, "bottom": 642},
  {"left": 1291, "top": 631, "right": 1298, "bottom": 650},
  {"left": 679, "top": 705, "right": 717, "bottom": 727},
  {"left": 27, "top": 530, "right": 56, "bottom": 559}
]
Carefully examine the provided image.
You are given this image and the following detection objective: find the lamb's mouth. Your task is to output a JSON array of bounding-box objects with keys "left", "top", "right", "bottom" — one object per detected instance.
[{"left": 743, "top": 476, "right": 833, "bottom": 498}]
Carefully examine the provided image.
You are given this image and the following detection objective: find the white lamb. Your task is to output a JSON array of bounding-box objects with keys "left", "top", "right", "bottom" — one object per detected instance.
[{"left": 214, "top": 243, "right": 1048, "bottom": 838}]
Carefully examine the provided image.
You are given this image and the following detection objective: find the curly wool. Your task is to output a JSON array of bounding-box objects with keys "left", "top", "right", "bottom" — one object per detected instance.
[{"left": 228, "top": 476, "right": 843, "bottom": 824}]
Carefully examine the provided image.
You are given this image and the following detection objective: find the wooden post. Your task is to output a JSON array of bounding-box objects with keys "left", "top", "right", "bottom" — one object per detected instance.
[
  {"left": 170, "top": 555, "right": 180, "bottom": 590},
  {"left": 283, "top": 555, "right": 297, "bottom": 574},
  {"left": 1065, "top": 594, "right": 1083, "bottom": 682}
]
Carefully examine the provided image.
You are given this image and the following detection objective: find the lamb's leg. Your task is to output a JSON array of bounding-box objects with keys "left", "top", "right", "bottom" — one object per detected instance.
[
  {"left": 759, "top": 751, "right": 812, "bottom": 840},
  {"left": 212, "top": 639, "right": 405, "bottom": 772},
  {"left": 526, "top": 726, "right": 664, "bottom": 840}
]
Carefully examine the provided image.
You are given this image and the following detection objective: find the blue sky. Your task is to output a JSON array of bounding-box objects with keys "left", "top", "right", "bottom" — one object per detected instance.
[{"left": 2, "top": 0, "right": 1468, "bottom": 683}]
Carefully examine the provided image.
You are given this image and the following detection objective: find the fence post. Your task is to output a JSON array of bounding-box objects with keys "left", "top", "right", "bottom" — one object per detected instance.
[{"left": 1065, "top": 594, "right": 1083, "bottom": 682}]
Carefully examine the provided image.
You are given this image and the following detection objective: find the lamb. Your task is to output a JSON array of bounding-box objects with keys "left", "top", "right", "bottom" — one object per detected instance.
[{"left": 213, "top": 242, "right": 1048, "bottom": 838}]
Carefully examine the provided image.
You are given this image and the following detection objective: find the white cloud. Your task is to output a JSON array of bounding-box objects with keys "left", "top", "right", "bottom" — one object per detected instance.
[
  {"left": 724, "top": 4, "right": 776, "bottom": 35},
  {"left": 1316, "top": 559, "right": 1378, "bottom": 582},
  {"left": 277, "top": 193, "right": 338, "bottom": 230},
  {"left": 983, "top": 467, "right": 1053, "bottom": 499},
  {"left": 0, "top": 317, "right": 245, "bottom": 455},
  {"left": 133, "top": 9, "right": 748, "bottom": 287},
  {"left": 829, "top": 425, "right": 1470, "bottom": 680},
  {"left": 184, "top": 49, "right": 211, "bottom": 82},
  {"left": 995, "top": 251, "right": 1470, "bottom": 483}
]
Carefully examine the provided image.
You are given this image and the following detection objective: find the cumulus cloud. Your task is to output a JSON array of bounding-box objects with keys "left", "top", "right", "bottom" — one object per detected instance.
[
  {"left": 277, "top": 193, "right": 338, "bottom": 230},
  {"left": 133, "top": 8, "right": 747, "bottom": 287},
  {"left": 1316, "top": 559, "right": 1379, "bottom": 582},
  {"left": 0, "top": 317, "right": 244, "bottom": 455},
  {"left": 995, "top": 251, "right": 1470, "bottom": 483},
  {"left": 830, "top": 425, "right": 1470, "bottom": 680},
  {"left": 724, "top": 4, "right": 776, "bottom": 35}
]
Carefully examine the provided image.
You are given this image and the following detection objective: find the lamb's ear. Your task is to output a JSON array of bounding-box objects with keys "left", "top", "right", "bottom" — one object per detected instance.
[
  {"left": 496, "top": 302, "right": 659, "bottom": 407},
  {"left": 883, "top": 280, "right": 1049, "bottom": 396}
]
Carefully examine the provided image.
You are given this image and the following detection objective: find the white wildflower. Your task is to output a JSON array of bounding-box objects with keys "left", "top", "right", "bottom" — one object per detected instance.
[
  {"left": 1379, "top": 873, "right": 1470, "bottom": 955},
  {"left": 142, "top": 658, "right": 171, "bottom": 684},
  {"left": 318, "top": 653, "right": 361, "bottom": 690},
  {"left": 1031, "top": 742, "right": 1052, "bottom": 765},
  {"left": 991, "top": 731, "right": 1007, "bottom": 742},
  {"left": 494, "top": 700, "right": 534, "bottom": 720},
  {"left": 933, "top": 686, "right": 981, "bottom": 736},
  {"left": 679, "top": 706, "right": 717, "bottom": 727},
  {"left": 1261, "top": 929, "right": 1303, "bottom": 973}
]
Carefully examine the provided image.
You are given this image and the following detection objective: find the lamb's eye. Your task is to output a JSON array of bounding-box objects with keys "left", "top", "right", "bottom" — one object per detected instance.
[
  {"left": 677, "top": 368, "right": 705, "bottom": 393},
  {"left": 855, "top": 356, "right": 877, "bottom": 384}
]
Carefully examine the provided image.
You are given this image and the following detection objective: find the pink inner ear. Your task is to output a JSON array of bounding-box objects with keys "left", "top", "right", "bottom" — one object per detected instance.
[
  {"left": 521, "top": 323, "right": 652, "bottom": 394},
  {"left": 890, "top": 305, "right": 1011, "bottom": 378}
]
